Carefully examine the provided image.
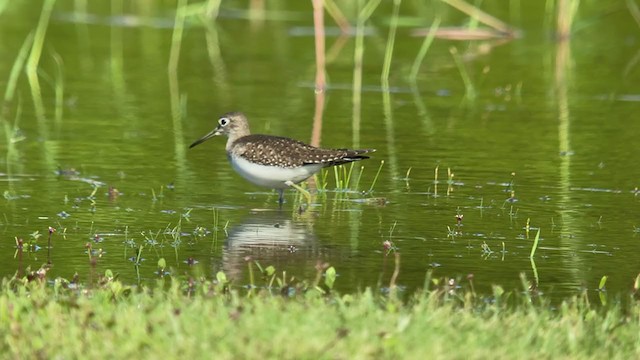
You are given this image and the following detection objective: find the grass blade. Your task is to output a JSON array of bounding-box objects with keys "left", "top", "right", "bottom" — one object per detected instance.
[{"left": 530, "top": 228, "right": 540, "bottom": 259}]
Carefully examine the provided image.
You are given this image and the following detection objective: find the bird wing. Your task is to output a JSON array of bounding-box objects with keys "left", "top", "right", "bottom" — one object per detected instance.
[{"left": 233, "top": 135, "right": 374, "bottom": 168}]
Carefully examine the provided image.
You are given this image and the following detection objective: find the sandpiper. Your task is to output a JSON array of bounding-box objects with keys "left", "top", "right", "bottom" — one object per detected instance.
[{"left": 189, "top": 112, "right": 375, "bottom": 206}]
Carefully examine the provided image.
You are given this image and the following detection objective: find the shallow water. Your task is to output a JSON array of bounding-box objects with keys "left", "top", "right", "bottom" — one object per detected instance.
[{"left": 0, "top": 1, "right": 639, "bottom": 300}]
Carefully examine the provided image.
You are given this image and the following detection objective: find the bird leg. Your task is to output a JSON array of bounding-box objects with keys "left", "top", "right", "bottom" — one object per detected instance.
[
  {"left": 284, "top": 180, "right": 312, "bottom": 205},
  {"left": 277, "top": 189, "right": 285, "bottom": 208}
]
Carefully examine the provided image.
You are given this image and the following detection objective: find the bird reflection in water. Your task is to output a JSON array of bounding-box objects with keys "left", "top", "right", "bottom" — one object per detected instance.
[{"left": 220, "top": 210, "right": 320, "bottom": 282}]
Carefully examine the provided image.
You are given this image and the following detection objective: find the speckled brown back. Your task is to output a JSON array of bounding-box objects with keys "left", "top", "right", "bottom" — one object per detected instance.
[{"left": 229, "top": 134, "right": 374, "bottom": 168}]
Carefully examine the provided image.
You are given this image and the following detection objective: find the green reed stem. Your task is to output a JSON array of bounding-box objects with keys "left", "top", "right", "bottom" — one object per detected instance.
[
  {"left": 352, "top": 0, "right": 381, "bottom": 147},
  {"left": 247, "top": 261, "right": 255, "bottom": 297},
  {"left": 324, "top": 0, "right": 350, "bottom": 33},
  {"left": 135, "top": 245, "right": 144, "bottom": 265},
  {"left": 318, "top": 169, "right": 328, "bottom": 191},
  {"left": 354, "top": 165, "right": 364, "bottom": 191},
  {"left": 27, "top": 0, "right": 56, "bottom": 121},
  {"left": 410, "top": 17, "right": 441, "bottom": 81},
  {"left": 530, "top": 228, "right": 540, "bottom": 259},
  {"left": 3, "top": 97, "right": 23, "bottom": 165},
  {"left": 450, "top": 46, "right": 476, "bottom": 100},
  {"left": 381, "top": 0, "right": 401, "bottom": 86},
  {"left": 212, "top": 207, "right": 219, "bottom": 249},
  {"left": 52, "top": 50, "right": 64, "bottom": 124},
  {"left": 341, "top": 166, "right": 347, "bottom": 189},
  {"left": 123, "top": 226, "right": 129, "bottom": 260},
  {"left": 3, "top": 33, "right": 34, "bottom": 105},
  {"left": 529, "top": 257, "right": 539, "bottom": 290},
  {"left": 598, "top": 275, "right": 608, "bottom": 291},
  {"left": 12, "top": 100, "right": 23, "bottom": 136},
  {"left": 368, "top": 160, "right": 384, "bottom": 193},
  {"left": 628, "top": 0, "right": 640, "bottom": 28},
  {"left": 205, "top": 0, "right": 222, "bottom": 19},
  {"left": 359, "top": 0, "right": 382, "bottom": 29},
  {"left": 173, "top": 220, "right": 181, "bottom": 262},
  {"left": 169, "top": 0, "right": 188, "bottom": 74},
  {"left": 443, "top": 0, "right": 512, "bottom": 33},
  {"left": 345, "top": 162, "right": 355, "bottom": 189}
]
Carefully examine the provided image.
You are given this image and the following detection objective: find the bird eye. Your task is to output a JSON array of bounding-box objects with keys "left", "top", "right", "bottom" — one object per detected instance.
[{"left": 218, "top": 117, "right": 230, "bottom": 126}]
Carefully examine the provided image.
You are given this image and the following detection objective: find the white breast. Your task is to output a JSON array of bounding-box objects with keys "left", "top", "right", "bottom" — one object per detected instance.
[{"left": 228, "top": 153, "right": 323, "bottom": 189}]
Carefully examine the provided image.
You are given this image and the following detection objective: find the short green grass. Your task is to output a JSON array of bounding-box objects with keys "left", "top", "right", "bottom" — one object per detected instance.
[{"left": 1, "top": 272, "right": 640, "bottom": 359}]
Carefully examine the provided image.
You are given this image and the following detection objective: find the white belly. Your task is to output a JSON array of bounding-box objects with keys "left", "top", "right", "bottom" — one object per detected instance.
[{"left": 229, "top": 154, "right": 323, "bottom": 189}]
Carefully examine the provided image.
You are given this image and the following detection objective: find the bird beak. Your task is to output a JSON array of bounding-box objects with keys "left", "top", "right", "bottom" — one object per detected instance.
[{"left": 189, "top": 127, "right": 222, "bottom": 149}]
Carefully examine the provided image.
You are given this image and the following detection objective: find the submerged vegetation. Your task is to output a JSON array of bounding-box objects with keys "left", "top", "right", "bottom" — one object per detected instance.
[{"left": 2, "top": 269, "right": 640, "bottom": 359}]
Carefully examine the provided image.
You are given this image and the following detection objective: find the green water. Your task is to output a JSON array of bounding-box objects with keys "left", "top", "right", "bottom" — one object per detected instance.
[{"left": 1, "top": 0, "right": 639, "bottom": 300}]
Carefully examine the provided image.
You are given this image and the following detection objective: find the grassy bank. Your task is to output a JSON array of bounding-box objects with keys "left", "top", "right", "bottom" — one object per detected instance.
[{"left": 1, "top": 273, "right": 640, "bottom": 359}]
